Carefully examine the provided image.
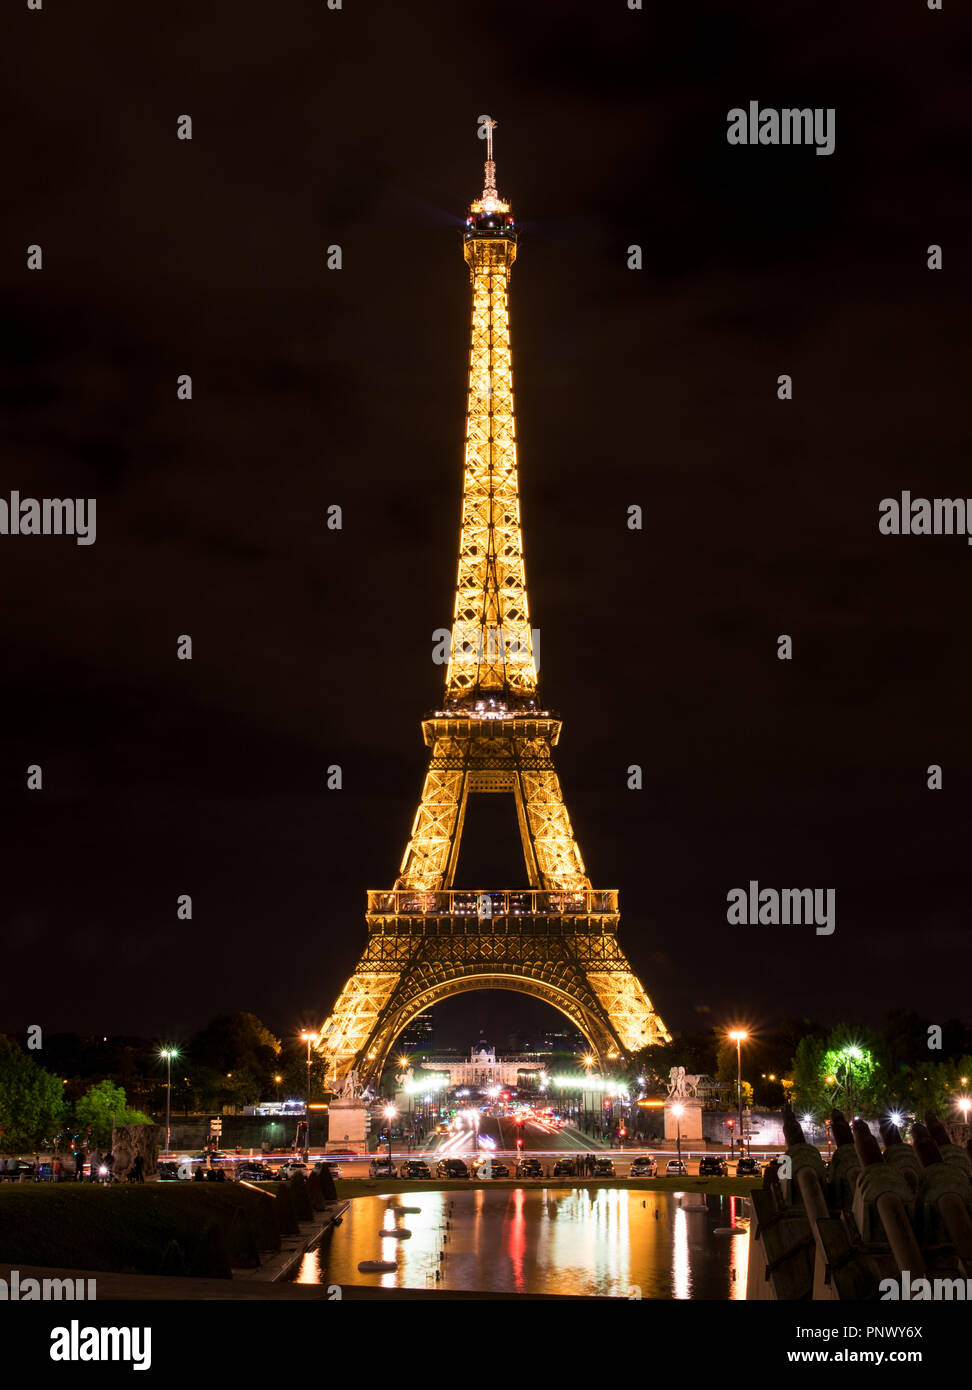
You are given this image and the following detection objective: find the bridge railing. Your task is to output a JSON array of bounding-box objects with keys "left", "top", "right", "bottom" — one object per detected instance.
[{"left": 367, "top": 889, "right": 618, "bottom": 917}]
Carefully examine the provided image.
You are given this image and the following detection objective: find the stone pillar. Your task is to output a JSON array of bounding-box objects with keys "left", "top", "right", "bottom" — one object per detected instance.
[
  {"left": 664, "top": 1098, "right": 703, "bottom": 1143},
  {"left": 325, "top": 1100, "right": 369, "bottom": 1154}
]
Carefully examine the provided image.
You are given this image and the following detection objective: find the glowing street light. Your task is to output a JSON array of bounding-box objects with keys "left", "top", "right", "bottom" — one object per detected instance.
[
  {"left": 383, "top": 1102, "right": 396, "bottom": 1166},
  {"left": 728, "top": 1030, "right": 748, "bottom": 1156},
  {"left": 838, "top": 1045, "right": 863, "bottom": 1119},
  {"left": 299, "top": 1031, "right": 318, "bottom": 1155},
  {"left": 159, "top": 1048, "right": 179, "bottom": 1157},
  {"left": 672, "top": 1102, "right": 684, "bottom": 1168}
]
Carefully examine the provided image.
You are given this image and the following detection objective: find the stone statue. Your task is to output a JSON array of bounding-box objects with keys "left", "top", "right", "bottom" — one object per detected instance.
[
  {"left": 667, "top": 1066, "right": 700, "bottom": 1100},
  {"left": 338, "top": 1069, "right": 361, "bottom": 1101}
]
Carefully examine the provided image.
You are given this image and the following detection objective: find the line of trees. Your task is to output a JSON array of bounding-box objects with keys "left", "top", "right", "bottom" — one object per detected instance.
[
  {"left": 0, "top": 1039, "right": 150, "bottom": 1152},
  {"left": 0, "top": 1012, "right": 330, "bottom": 1151}
]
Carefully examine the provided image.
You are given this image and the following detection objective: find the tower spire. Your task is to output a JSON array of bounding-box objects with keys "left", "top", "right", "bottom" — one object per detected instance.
[
  {"left": 472, "top": 113, "right": 508, "bottom": 217},
  {"left": 450, "top": 116, "right": 528, "bottom": 708},
  {"left": 481, "top": 113, "right": 498, "bottom": 209}
]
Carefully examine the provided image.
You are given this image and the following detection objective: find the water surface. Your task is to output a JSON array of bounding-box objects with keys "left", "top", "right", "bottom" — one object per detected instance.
[{"left": 292, "top": 1187, "right": 750, "bottom": 1298}]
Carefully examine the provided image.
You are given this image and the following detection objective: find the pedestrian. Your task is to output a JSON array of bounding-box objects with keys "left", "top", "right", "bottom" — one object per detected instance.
[
  {"left": 132, "top": 1154, "right": 144, "bottom": 1183},
  {"left": 53, "top": 1156, "right": 63, "bottom": 1183}
]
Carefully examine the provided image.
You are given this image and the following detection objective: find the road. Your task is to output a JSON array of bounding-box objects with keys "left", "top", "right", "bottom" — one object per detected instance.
[
  {"left": 429, "top": 1114, "right": 603, "bottom": 1158},
  {"left": 407, "top": 1117, "right": 770, "bottom": 1177}
]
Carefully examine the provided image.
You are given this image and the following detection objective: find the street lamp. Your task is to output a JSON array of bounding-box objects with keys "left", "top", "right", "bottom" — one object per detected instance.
[
  {"left": 729, "top": 1030, "right": 747, "bottom": 1155},
  {"left": 839, "top": 1046, "right": 862, "bottom": 1120},
  {"left": 581, "top": 1055, "right": 596, "bottom": 1132},
  {"left": 383, "top": 1103, "right": 396, "bottom": 1166},
  {"left": 672, "top": 1103, "right": 684, "bottom": 1169},
  {"left": 958, "top": 1097, "right": 971, "bottom": 1128},
  {"left": 299, "top": 1031, "right": 318, "bottom": 1155},
  {"left": 159, "top": 1048, "right": 179, "bottom": 1157}
]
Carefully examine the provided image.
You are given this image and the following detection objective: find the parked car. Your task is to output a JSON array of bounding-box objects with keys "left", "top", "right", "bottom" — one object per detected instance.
[
  {"left": 628, "top": 1155, "right": 657, "bottom": 1177},
  {"left": 157, "top": 1161, "right": 182, "bottom": 1181},
  {"left": 665, "top": 1158, "right": 688, "bottom": 1175},
  {"left": 313, "top": 1161, "right": 343, "bottom": 1180},
  {"left": 278, "top": 1159, "right": 309, "bottom": 1179},
  {"left": 435, "top": 1158, "right": 469, "bottom": 1179},
  {"left": 552, "top": 1158, "right": 576, "bottom": 1177},
  {"left": 400, "top": 1160, "right": 431, "bottom": 1179},
  {"left": 369, "top": 1158, "right": 398, "bottom": 1178},
  {"left": 698, "top": 1155, "right": 729, "bottom": 1177},
  {"left": 472, "top": 1158, "right": 509, "bottom": 1178},
  {"left": 736, "top": 1156, "right": 762, "bottom": 1177},
  {"left": 515, "top": 1158, "right": 544, "bottom": 1178},
  {"left": 592, "top": 1159, "right": 616, "bottom": 1177},
  {"left": 238, "top": 1161, "right": 275, "bottom": 1182}
]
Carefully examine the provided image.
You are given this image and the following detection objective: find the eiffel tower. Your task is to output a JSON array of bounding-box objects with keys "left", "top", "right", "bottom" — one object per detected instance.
[{"left": 318, "top": 122, "right": 670, "bottom": 1088}]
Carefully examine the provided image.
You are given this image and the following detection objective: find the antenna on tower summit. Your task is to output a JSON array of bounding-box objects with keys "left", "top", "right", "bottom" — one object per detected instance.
[{"left": 475, "top": 113, "right": 505, "bottom": 215}]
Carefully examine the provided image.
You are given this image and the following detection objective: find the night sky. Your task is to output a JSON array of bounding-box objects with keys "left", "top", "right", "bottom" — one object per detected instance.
[{"left": 3, "top": 1, "right": 970, "bottom": 1050}]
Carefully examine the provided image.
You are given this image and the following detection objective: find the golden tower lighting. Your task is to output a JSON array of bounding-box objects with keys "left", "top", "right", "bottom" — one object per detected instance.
[{"left": 316, "top": 121, "right": 670, "bottom": 1089}]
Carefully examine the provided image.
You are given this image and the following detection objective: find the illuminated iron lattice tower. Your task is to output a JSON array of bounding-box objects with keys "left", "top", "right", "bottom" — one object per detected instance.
[{"left": 318, "top": 123, "right": 670, "bottom": 1087}]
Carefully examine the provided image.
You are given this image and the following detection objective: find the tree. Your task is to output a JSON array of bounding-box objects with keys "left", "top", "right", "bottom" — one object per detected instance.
[
  {"left": 74, "top": 1080, "right": 151, "bottom": 1148},
  {"left": 792, "top": 1034, "right": 830, "bottom": 1114},
  {"left": 188, "top": 1013, "right": 281, "bottom": 1106},
  {"left": 0, "top": 1036, "right": 65, "bottom": 1150},
  {"left": 634, "top": 1031, "right": 718, "bottom": 1092},
  {"left": 791, "top": 1026, "right": 886, "bottom": 1119}
]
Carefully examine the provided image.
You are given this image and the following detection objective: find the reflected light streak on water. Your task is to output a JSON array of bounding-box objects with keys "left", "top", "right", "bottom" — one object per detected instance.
[
  {"left": 299, "top": 1189, "right": 748, "bottom": 1299},
  {"left": 729, "top": 1196, "right": 750, "bottom": 1300},
  {"left": 672, "top": 1203, "right": 690, "bottom": 1299},
  {"left": 508, "top": 1187, "right": 527, "bottom": 1292}
]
